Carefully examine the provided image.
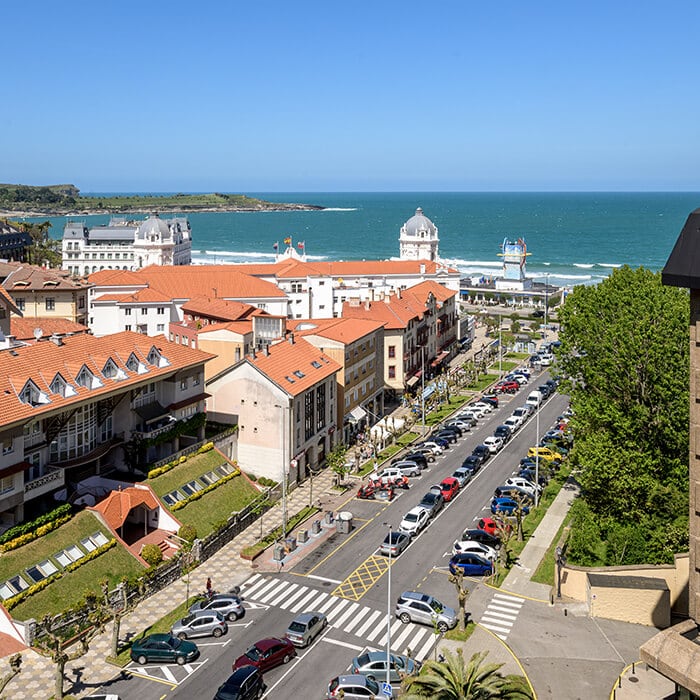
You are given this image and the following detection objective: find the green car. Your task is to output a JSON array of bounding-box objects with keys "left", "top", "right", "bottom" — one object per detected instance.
[{"left": 130, "top": 633, "right": 199, "bottom": 665}]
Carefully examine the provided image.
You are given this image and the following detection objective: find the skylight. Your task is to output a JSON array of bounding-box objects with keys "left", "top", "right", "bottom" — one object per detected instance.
[
  {"left": 311, "top": 361, "right": 322, "bottom": 368},
  {"left": 293, "top": 370, "right": 305, "bottom": 378}
]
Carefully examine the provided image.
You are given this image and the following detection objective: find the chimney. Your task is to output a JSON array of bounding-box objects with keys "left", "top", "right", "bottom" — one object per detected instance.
[
  {"left": 364, "top": 299, "right": 370, "bottom": 311},
  {"left": 396, "top": 287, "right": 401, "bottom": 299},
  {"left": 288, "top": 333, "right": 295, "bottom": 345},
  {"left": 50, "top": 333, "right": 63, "bottom": 346},
  {"left": 420, "top": 263, "right": 426, "bottom": 274},
  {"left": 251, "top": 347, "right": 256, "bottom": 359},
  {"left": 264, "top": 345, "right": 270, "bottom": 356}
]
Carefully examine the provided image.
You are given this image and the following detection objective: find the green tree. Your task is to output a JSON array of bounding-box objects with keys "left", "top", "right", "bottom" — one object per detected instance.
[
  {"left": 326, "top": 444, "right": 350, "bottom": 486},
  {"left": 447, "top": 568, "right": 470, "bottom": 631},
  {"left": 401, "top": 649, "right": 533, "bottom": 699}
]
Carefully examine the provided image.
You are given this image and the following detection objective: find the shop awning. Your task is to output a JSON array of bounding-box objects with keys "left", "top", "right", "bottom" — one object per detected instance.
[
  {"left": 430, "top": 350, "right": 450, "bottom": 368},
  {"left": 347, "top": 406, "right": 367, "bottom": 424},
  {"left": 406, "top": 376, "right": 420, "bottom": 388}
]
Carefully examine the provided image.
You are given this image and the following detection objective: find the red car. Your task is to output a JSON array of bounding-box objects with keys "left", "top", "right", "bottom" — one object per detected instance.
[
  {"left": 440, "top": 477, "right": 460, "bottom": 502},
  {"left": 478, "top": 516, "right": 512, "bottom": 537},
  {"left": 233, "top": 637, "right": 296, "bottom": 673},
  {"left": 495, "top": 380, "right": 520, "bottom": 394}
]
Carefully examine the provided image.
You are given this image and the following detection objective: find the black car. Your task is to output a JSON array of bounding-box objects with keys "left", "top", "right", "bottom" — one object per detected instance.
[
  {"left": 493, "top": 425, "right": 512, "bottom": 443},
  {"left": 538, "top": 384, "right": 552, "bottom": 399},
  {"left": 432, "top": 436, "right": 450, "bottom": 449},
  {"left": 435, "top": 430, "right": 458, "bottom": 444},
  {"left": 398, "top": 452, "right": 429, "bottom": 469},
  {"left": 533, "top": 309, "right": 545, "bottom": 318},
  {"left": 545, "top": 379, "right": 558, "bottom": 392},
  {"left": 406, "top": 447, "right": 436, "bottom": 463},
  {"left": 461, "top": 528, "right": 501, "bottom": 550},
  {"left": 480, "top": 395, "right": 499, "bottom": 408},
  {"left": 462, "top": 454, "right": 483, "bottom": 472},
  {"left": 472, "top": 445, "right": 491, "bottom": 463},
  {"left": 518, "top": 468, "right": 550, "bottom": 486},
  {"left": 440, "top": 423, "right": 463, "bottom": 437},
  {"left": 494, "top": 484, "right": 533, "bottom": 500},
  {"left": 214, "top": 665, "right": 267, "bottom": 700}
]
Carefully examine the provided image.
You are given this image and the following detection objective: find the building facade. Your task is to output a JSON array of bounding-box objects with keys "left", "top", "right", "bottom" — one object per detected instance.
[
  {"left": 62, "top": 214, "right": 192, "bottom": 276},
  {"left": 0, "top": 221, "right": 31, "bottom": 263},
  {"left": 398, "top": 207, "right": 440, "bottom": 261}
]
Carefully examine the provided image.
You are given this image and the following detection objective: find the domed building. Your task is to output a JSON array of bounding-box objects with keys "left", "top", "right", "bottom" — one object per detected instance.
[
  {"left": 399, "top": 207, "right": 440, "bottom": 262},
  {"left": 134, "top": 215, "right": 192, "bottom": 268}
]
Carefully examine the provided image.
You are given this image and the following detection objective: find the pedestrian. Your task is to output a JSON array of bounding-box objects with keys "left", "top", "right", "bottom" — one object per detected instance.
[{"left": 206, "top": 577, "right": 213, "bottom": 598}]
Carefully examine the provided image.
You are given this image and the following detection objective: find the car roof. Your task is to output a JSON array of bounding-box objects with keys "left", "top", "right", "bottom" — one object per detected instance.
[
  {"left": 405, "top": 506, "right": 426, "bottom": 516},
  {"left": 338, "top": 674, "right": 374, "bottom": 685},
  {"left": 399, "top": 590, "right": 431, "bottom": 602},
  {"left": 290, "top": 611, "right": 322, "bottom": 623},
  {"left": 144, "top": 633, "right": 172, "bottom": 642},
  {"left": 226, "top": 665, "right": 259, "bottom": 683},
  {"left": 253, "top": 637, "right": 285, "bottom": 651},
  {"left": 441, "top": 477, "right": 458, "bottom": 485}
]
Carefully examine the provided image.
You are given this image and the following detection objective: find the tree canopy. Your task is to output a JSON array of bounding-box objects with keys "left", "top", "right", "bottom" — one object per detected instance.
[{"left": 557, "top": 266, "right": 689, "bottom": 564}]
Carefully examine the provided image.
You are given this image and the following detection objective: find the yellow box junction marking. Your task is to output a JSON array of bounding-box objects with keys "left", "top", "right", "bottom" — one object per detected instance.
[{"left": 333, "top": 554, "right": 394, "bottom": 600}]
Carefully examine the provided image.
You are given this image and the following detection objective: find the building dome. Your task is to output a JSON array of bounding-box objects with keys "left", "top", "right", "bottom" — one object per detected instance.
[
  {"left": 401, "top": 207, "right": 438, "bottom": 238},
  {"left": 136, "top": 215, "right": 171, "bottom": 241}
]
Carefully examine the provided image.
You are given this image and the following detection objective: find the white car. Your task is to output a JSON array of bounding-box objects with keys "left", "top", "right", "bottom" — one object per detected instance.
[
  {"left": 399, "top": 506, "right": 430, "bottom": 535},
  {"left": 472, "top": 401, "right": 494, "bottom": 414},
  {"left": 512, "top": 407, "right": 530, "bottom": 424},
  {"left": 375, "top": 463, "right": 421, "bottom": 479},
  {"left": 513, "top": 367, "right": 531, "bottom": 378},
  {"left": 539, "top": 353, "right": 554, "bottom": 366},
  {"left": 446, "top": 419, "right": 473, "bottom": 431},
  {"left": 419, "top": 441, "right": 444, "bottom": 455},
  {"left": 503, "top": 417, "right": 521, "bottom": 434},
  {"left": 504, "top": 476, "right": 541, "bottom": 496},
  {"left": 483, "top": 436, "right": 504, "bottom": 454},
  {"left": 506, "top": 374, "right": 528, "bottom": 385},
  {"left": 452, "top": 539, "right": 497, "bottom": 561}
]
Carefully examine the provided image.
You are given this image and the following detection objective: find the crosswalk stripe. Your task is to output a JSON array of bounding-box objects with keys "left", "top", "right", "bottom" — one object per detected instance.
[
  {"left": 343, "top": 606, "right": 371, "bottom": 634},
  {"left": 366, "top": 616, "right": 391, "bottom": 642},
  {"left": 241, "top": 576, "right": 270, "bottom": 597},
  {"left": 265, "top": 581, "right": 300, "bottom": 606},
  {"left": 355, "top": 609, "right": 382, "bottom": 637},
  {"left": 392, "top": 623, "right": 416, "bottom": 650},
  {"left": 481, "top": 621, "right": 512, "bottom": 633},
  {"left": 333, "top": 601, "right": 361, "bottom": 628},
  {"left": 305, "top": 590, "right": 331, "bottom": 611},
  {"left": 258, "top": 580, "right": 292, "bottom": 603},
  {"left": 290, "top": 588, "right": 319, "bottom": 613},
  {"left": 482, "top": 614, "right": 514, "bottom": 626},
  {"left": 279, "top": 585, "right": 308, "bottom": 609},
  {"left": 491, "top": 597, "right": 524, "bottom": 608},
  {"left": 376, "top": 619, "right": 404, "bottom": 647},
  {"left": 489, "top": 603, "right": 521, "bottom": 614},
  {"left": 483, "top": 610, "right": 517, "bottom": 621},
  {"left": 493, "top": 593, "right": 524, "bottom": 604},
  {"left": 415, "top": 631, "right": 438, "bottom": 661},
  {"left": 319, "top": 595, "right": 340, "bottom": 614},
  {"left": 326, "top": 598, "right": 352, "bottom": 621},
  {"left": 248, "top": 578, "right": 278, "bottom": 600}
]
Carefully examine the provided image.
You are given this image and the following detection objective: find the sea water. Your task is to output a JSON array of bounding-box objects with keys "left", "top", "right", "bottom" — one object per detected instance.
[{"left": 35, "top": 191, "right": 700, "bottom": 287}]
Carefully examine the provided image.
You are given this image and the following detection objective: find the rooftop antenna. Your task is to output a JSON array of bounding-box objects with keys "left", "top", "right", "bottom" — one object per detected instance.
[{"left": 33, "top": 327, "right": 43, "bottom": 341}]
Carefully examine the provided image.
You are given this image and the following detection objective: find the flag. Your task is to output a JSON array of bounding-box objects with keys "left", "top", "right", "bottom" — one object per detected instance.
[
  {"left": 284, "top": 236, "right": 292, "bottom": 245},
  {"left": 297, "top": 241, "right": 305, "bottom": 250},
  {"left": 273, "top": 241, "right": 279, "bottom": 251}
]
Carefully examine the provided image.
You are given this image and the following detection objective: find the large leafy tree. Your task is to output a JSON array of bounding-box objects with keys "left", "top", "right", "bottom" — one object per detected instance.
[
  {"left": 401, "top": 649, "right": 533, "bottom": 699},
  {"left": 557, "top": 266, "right": 689, "bottom": 561}
]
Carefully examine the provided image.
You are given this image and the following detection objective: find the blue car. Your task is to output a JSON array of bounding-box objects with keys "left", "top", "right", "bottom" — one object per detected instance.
[
  {"left": 448, "top": 552, "right": 494, "bottom": 576},
  {"left": 491, "top": 497, "right": 531, "bottom": 516}
]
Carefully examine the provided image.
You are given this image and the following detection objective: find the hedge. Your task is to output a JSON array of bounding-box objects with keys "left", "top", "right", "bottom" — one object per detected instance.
[
  {"left": 0, "top": 504, "right": 72, "bottom": 546},
  {"left": 0, "top": 514, "right": 73, "bottom": 553},
  {"left": 170, "top": 469, "right": 240, "bottom": 511}
]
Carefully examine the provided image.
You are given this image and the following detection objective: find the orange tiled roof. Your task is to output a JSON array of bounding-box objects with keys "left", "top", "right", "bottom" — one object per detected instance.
[
  {"left": 88, "top": 269, "right": 147, "bottom": 286},
  {"left": 182, "top": 296, "right": 257, "bottom": 321},
  {"left": 3, "top": 264, "right": 91, "bottom": 290},
  {"left": 341, "top": 296, "right": 422, "bottom": 330},
  {"left": 0, "top": 285, "right": 20, "bottom": 315},
  {"left": 92, "top": 485, "right": 160, "bottom": 530},
  {"left": 290, "top": 317, "right": 384, "bottom": 344},
  {"left": 247, "top": 336, "right": 340, "bottom": 397},
  {"left": 402, "top": 279, "right": 457, "bottom": 303},
  {"left": 197, "top": 320, "right": 253, "bottom": 336},
  {"left": 11, "top": 317, "right": 89, "bottom": 341},
  {"left": 0, "top": 331, "right": 214, "bottom": 428}
]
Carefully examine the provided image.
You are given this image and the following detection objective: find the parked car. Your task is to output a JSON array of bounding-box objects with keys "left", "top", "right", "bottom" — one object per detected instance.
[
  {"left": 505, "top": 373, "right": 528, "bottom": 385},
  {"left": 190, "top": 593, "right": 244, "bottom": 622},
  {"left": 451, "top": 466, "right": 473, "bottom": 488},
  {"left": 472, "top": 445, "right": 491, "bottom": 463},
  {"left": 518, "top": 467, "right": 551, "bottom": 486},
  {"left": 395, "top": 591, "right": 457, "bottom": 632},
  {"left": 451, "top": 539, "right": 497, "bottom": 560},
  {"left": 504, "top": 476, "right": 541, "bottom": 495},
  {"left": 213, "top": 666, "right": 267, "bottom": 700},
  {"left": 445, "top": 419, "right": 472, "bottom": 431},
  {"left": 399, "top": 506, "right": 431, "bottom": 535},
  {"left": 533, "top": 309, "right": 545, "bottom": 318},
  {"left": 431, "top": 436, "right": 451, "bottom": 450},
  {"left": 461, "top": 527, "right": 501, "bottom": 550},
  {"left": 439, "top": 423, "right": 463, "bottom": 437},
  {"left": 477, "top": 517, "right": 504, "bottom": 537},
  {"left": 495, "top": 380, "right": 520, "bottom": 394},
  {"left": 351, "top": 650, "right": 419, "bottom": 684},
  {"left": 539, "top": 353, "right": 554, "bottom": 366},
  {"left": 285, "top": 611, "right": 327, "bottom": 647},
  {"left": 503, "top": 417, "right": 521, "bottom": 434},
  {"left": 377, "top": 463, "right": 421, "bottom": 479},
  {"left": 462, "top": 454, "right": 483, "bottom": 472},
  {"left": 449, "top": 552, "right": 494, "bottom": 576},
  {"left": 418, "top": 491, "right": 444, "bottom": 517},
  {"left": 455, "top": 411, "right": 479, "bottom": 424},
  {"left": 233, "top": 637, "right": 296, "bottom": 672},
  {"left": 538, "top": 384, "right": 552, "bottom": 399},
  {"left": 494, "top": 484, "right": 533, "bottom": 500},
  {"left": 473, "top": 401, "right": 495, "bottom": 413},
  {"left": 435, "top": 430, "right": 458, "bottom": 444},
  {"left": 480, "top": 394, "right": 499, "bottom": 408},
  {"left": 409, "top": 446, "right": 437, "bottom": 462},
  {"left": 491, "top": 497, "right": 531, "bottom": 516},
  {"left": 171, "top": 610, "right": 227, "bottom": 640},
  {"left": 540, "top": 438, "right": 569, "bottom": 456},
  {"left": 511, "top": 408, "right": 529, "bottom": 426},
  {"left": 526, "top": 390, "right": 543, "bottom": 409},
  {"left": 439, "top": 477, "right": 460, "bottom": 502},
  {"left": 326, "top": 675, "right": 382, "bottom": 699},
  {"left": 379, "top": 530, "right": 411, "bottom": 557},
  {"left": 398, "top": 452, "right": 429, "bottom": 468},
  {"left": 494, "top": 425, "right": 512, "bottom": 443},
  {"left": 528, "top": 446, "right": 563, "bottom": 463},
  {"left": 483, "top": 435, "right": 504, "bottom": 454},
  {"left": 417, "top": 441, "right": 444, "bottom": 455},
  {"left": 130, "top": 634, "right": 199, "bottom": 665}
]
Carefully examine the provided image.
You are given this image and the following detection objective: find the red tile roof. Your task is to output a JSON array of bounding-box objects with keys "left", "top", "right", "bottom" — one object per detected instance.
[
  {"left": 402, "top": 279, "right": 457, "bottom": 303},
  {"left": 341, "top": 296, "right": 421, "bottom": 330},
  {"left": 0, "top": 331, "right": 214, "bottom": 428},
  {"left": 91, "top": 485, "right": 161, "bottom": 530},
  {"left": 246, "top": 337, "right": 341, "bottom": 397},
  {"left": 290, "top": 317, "right": 384, "bottom": 344},
  {"left": 182, "top": 296, "right": 257, "bottom": 320},
  {"left": 3, "top": 264, "right": 91, "bottom": 290},
  {"left": 11, "top": 317, "right": 89, "bottom": 341}
]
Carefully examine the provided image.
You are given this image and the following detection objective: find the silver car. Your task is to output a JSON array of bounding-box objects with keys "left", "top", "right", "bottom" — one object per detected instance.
[
  {"left": 285, "top": 610, "right": 327, "bottom": 647},
  {"left": 395, "top": 590, "right": 457, "bottom": 632},
  {"left": 351, "top": 650, "right": 419, "bottom": 683},
  {"left": 326, "top": 675, "right": 382, "bottom": 700},
  {"left": 189, "top": 593, "right": 244, "bottom": 621},
  {"left": 171, "top": 609, "right": 227, "bottom": 640}
]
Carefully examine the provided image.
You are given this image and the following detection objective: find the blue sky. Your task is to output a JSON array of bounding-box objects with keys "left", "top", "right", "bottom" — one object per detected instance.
[{"left": 3, "top": 1, "right": 699, "bottom": 192}]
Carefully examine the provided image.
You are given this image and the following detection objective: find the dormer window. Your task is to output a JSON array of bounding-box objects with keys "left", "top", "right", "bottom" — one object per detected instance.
[
  {"left": 293, "top": 370, "right": 305, "bottom": 379},
  {"left": 126, "top": 353, "right": 148, "bottom": 374},
  {"left": 102, "top": 358, "right": 127, "bottom": 380},
  {"left": 147, "top": 346, "right": 170, "bottom": 368},
  {"left": 49, "top": 373, "right": 77, "bottom": 398},
  {"left": 19, "top": 380, "right": 50, "bottom": 407},
  {"left": 76, "top": 365, "right": 103, "bottom": 390},
  {"left": 311, "top": 361, "right": 321, "bottom": 369}
]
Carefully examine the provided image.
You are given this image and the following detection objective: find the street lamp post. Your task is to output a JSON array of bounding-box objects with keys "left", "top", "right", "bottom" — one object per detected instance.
[
  {"left": 420, "top": 346, "right": 426, "bottom": 437},
  {"left": 555, "top": 546, "right": 567, "bottom": 598},
  {"left": 275, "top": 403, "right": 289, "bottom": 540},
  {"left": 543, "top": 274, "right": 549, "bottom": 342},
  {"left": 535, "top": 403, "right": 540, "bottom": 507},
  {"left": 385, "top": 522, "right": 393, "bottom": 693},
  {"left": 498, "top": 317, "right": 503, "bottom": 378}
]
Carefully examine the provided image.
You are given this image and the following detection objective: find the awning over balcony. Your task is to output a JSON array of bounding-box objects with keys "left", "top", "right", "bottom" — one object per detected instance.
[
  {"left": 347, "top": 406, "right": 367, "bottom": 424},
  {"left": 430, "top": 350, "right": 450, "bottom": 368},
  {"left": 167, "top": 392, "right": 211, "bottom": 411},
  {"left": 406, "top": 375, "right": 420, "bottom": 388},
  {"left": 0, "top": 461, "right": 31, "bottom": 479},
  {"left": 134, "top": 401, "right": 169, "bottom": 423}
]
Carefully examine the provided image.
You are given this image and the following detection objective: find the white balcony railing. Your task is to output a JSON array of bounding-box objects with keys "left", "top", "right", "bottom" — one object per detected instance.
[{"left": 25, "top": 468, "right": 64, "bottom": 499}]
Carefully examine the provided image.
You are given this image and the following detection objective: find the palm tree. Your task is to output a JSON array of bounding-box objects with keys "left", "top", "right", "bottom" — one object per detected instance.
[{"left": 401, "top": 649, "right": 533, "bottom": 699}]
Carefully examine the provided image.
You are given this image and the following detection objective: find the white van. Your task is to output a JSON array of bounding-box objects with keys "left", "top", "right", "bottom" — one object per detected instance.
[{"left": 526, "top": 390, "right": 542, "bottom": 409}]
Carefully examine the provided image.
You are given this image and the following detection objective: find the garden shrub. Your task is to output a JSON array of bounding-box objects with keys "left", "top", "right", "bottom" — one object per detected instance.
[
  {"left": 179, "top": 524, "right": 197, "bottom": 543},
  {"left": 141, "top": 543, "right": 164, "bottom": 567}
]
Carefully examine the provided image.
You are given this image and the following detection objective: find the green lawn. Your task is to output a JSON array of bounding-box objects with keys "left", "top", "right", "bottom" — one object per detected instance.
[
  {"left": 149, "top": 450, "right": 228, "bottom": 496},
  {"left": 532, "top": 516, "right": 571, "bottom": 585},
  {"left": 168, "top": 474, "right": 260, "bottom": 536}
]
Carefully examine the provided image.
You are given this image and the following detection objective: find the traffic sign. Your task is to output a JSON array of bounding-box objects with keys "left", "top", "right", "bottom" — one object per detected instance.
[{"left": 381, "top": 681, "right": 393, "bottom": 698}]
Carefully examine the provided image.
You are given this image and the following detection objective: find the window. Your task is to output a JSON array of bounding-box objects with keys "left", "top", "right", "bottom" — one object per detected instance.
[
  {"left": 1, "top": 439, "right": 13, "bottom": 456},
  {"left": 15, "top": 298, "right": 24, "bottom": 311},
  {"left": 193, "top": 374, "right": 200, "bottom": 386},
  {"left": 76, "top": 365, "right": 101, "bottom": 389},
  {"left": 124, "top": 308, "right": 132, "bottom": 316},
  {"left": 50, "top": 373, "right": 76, "bottom": 397},
  {"left": 304, "top": 392, "right": 314, "bottom": 440},
  {"left": 141, "top": 307, "right": 148, "bottom": 314},
  {"left": 19, "top": 380, "right": 49, "bottom": 407},
  {"left": 102, "top": 358, "right": 123, "bottom": 379},
  {"left": 180, "top": 379, "right": 187, "bottom": 390},
  {"left": 45, "top": 297, "right": 55, "bottom": 311},
  {"left": 291, "top": 282, "right": 302, "bottom": 293},
  {"left": 316, "top": 384, "right": 326, "bottom": 431},
  {"left": 388, "top": 345, "right": 396, "bottom": 358},
  {"left": 388, "top": 365, "right": 396, "bottom": 379},
  {"left": 78, "top": 296, "right": 85, "bottom": 309},
  {"left": 156, "top": 324, "right": 165, "bottom": 332},
  {"left": 157, "top": 307, "right": 165, "bottom": 315},
  {"left": 125, "top": 324, "right": 132, "bottom": 331}
]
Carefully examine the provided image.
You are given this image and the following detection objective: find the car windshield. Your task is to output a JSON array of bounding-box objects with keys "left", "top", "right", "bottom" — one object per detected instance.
[
  {"left": 365, "top": 677, "right": 380, "bottom": 693},
  {"left": 245, "top": 645, "right": 261, "bottom": 661},
  {"left": 404, "top": 513, "right": 417, "bottom": 523},
  {"left": 429, "top": 599, "right": 444, "bottom": 613},
  {"left": 180, "top": 614, "right": 195, "bottom": 625},
  {"left": 386, "top": 532, "right": 402, "bottom": 544},
  {"left": 356, "top": 653, "right": 371, "bottom": 666},
  {"left": 288, "top": 621, "right": 306, "bottom": 633}
]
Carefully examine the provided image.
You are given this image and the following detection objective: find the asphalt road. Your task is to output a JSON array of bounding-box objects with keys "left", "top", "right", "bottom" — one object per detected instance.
[{"left": 92, "top": 374, "right": 569, "bottom": 700}]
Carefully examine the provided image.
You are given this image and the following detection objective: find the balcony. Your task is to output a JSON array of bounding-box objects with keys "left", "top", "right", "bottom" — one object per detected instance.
[
  {"left": 131, "top": 416, "right": 177, "bottom": 440},
  {"left": 25, "top": 468, "right": 64, "bottom": 499}
]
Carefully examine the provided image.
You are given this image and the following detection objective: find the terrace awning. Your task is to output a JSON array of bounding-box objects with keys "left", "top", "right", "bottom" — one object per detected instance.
[{"left": 348, "top": 406, "right": 367, "bottom": 424}]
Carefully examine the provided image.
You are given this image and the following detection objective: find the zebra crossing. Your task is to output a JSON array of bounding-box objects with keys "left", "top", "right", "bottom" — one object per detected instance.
[
  {"left": 240, "top": 573, "right": 438, "bottom": 660},
  {"left": 478, "top": 592, "right": 524, "bottom": 640}
]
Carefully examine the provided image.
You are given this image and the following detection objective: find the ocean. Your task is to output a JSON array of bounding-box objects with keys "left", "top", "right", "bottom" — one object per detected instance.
[{"left": 35, "top": 192, "right": 700, "bottom": 287}]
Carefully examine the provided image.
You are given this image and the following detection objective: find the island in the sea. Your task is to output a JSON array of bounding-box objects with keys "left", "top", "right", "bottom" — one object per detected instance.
[{"left": 0, "top": 183, "right": 323, "bottom": 216}]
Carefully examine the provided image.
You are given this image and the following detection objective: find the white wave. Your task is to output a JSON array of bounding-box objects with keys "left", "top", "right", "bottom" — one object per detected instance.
[
  {"left": 597, "top": 263, "right": 622, "bottom": 268},
  {"left": 441, "top": 257, "right": 502, "bottom": 269},
  {"left": 573, "top": 263, "right": 595, "bottom": 269},
  {"left": 320, "top": 207, "right": 358, "bottom": 212}
]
